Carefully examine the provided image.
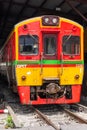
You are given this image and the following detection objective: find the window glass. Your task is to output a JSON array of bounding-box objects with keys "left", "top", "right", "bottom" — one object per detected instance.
[
  {"left": 19, "top": 35, "right": 39, "bottom": 55},
  {"left": 44, "top": 35, "right": 56, "bottom": 55},
  {"left": 62, "top": 35, "right": 80, "bottom": 55}
]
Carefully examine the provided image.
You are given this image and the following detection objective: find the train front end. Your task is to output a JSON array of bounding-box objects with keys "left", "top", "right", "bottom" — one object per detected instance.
[{"left": 15, "top": 15, "right": 84, "bottom": 104}]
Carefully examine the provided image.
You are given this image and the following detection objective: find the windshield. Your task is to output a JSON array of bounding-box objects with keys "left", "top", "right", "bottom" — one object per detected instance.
[
  {"left": 43, "top": 34, "right": 57, "bottom": 55},
  {"left": 62, "top": 35, "right": 80, "bottom": 55},
  {"left": 19, "top": 35, "right": 39, "bottom": 55}
]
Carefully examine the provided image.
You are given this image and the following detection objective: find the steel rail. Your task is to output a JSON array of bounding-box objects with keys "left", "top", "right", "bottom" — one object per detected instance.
[
  {"left": 63, "top": 107, "right": 87, "bottom": 124},
  {"left": 72, "top": 103, "right": 87, "bottom": 112},
  {"left": 31, "top": 106, "right": 60, "bottom": 130},
  {"left": 76, "top": 103, "right": 87, "bottom": 110}
]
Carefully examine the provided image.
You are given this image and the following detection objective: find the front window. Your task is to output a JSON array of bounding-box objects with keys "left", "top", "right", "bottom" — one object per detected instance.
[
  {"left": 62, "top": 35, "right": 80, "bottom": 55},
  {"left": 19, "top": 35, "right": 39, "bottom": 55},
  {"left": 44, "top": 34, "right": 57, "bottom": 55}
]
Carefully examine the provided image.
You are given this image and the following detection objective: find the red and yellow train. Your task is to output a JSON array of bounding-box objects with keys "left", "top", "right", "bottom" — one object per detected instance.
[{"left": 0, "top": 15, "right": 84, "bottom": 105}]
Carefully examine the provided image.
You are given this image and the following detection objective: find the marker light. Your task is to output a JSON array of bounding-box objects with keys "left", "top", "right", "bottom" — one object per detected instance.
[
  {"left": 72, "top": 25, "right": 77, "bottom": 31},
  {"left": 23, "top": 24, "right": 28, "bottom": 30}
]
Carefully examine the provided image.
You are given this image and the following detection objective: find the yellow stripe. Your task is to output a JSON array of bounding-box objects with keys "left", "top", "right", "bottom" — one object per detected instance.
[
  {"left": 15, "top": 26, "right": 18, "bottom": 60},
  {"left": 61, "top": 17, "right": 83, "bottom": 28},
  {"left": 81, "top": 28, "right": 84, "bottom": 60},
  {"left": 15, "top": 17, "right": 41, "bottom": 28}
]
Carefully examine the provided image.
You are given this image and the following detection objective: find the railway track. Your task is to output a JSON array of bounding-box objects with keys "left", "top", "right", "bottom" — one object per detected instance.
[
  {"left": 61, "top": 104, "right": 87, "bottom": 124},
  {"left": 1, "top": 102, "right": 87, "bottom": 129},
  {"left": 31, "top": 106, "right": 60, "bottom": 130},
  {"left": 10, "top": 104, "right": 87, "bottom": 129}
]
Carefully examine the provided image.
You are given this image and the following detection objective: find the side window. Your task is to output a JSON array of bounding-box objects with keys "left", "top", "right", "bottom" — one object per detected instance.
[
  {"left": 19, "top": 35, "right": 39, "bottom": 55},
  {"left": 62, "top": 35, "right": 80, "bottom": 55}
]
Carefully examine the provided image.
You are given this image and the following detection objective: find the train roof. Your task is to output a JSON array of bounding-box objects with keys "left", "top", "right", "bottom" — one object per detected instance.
[{"left": 14, "top": 15, "right": 83, "bottom": 28}]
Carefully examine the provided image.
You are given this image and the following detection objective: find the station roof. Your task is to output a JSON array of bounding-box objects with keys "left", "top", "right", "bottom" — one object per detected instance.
[{"left": 0, "top": 0, "right": 87, "bottom": 47}]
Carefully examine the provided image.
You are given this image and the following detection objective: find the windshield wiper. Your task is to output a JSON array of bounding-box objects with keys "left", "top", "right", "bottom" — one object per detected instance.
[
  {"left": 63, "top": 34, "right": 72, "bottom": 44},
  {"left": 28, "top": 34, "right": 38, "bottom": 43}
]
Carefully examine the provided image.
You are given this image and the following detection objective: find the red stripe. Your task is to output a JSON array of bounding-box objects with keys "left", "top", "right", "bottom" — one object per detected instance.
[{"left": 24, "top": 64, "right": 83, "bottom": 68}]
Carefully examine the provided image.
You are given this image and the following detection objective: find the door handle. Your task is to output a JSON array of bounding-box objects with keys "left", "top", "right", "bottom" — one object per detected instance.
[
  {"left": 60, "top": 52, "right": 63, "bottom": 75},
  {"left": 40, "top": 52, "right": 43, "bottom": 75}
]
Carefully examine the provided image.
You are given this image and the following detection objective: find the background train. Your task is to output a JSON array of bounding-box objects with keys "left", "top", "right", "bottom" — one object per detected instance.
[{"left": 0, "top": 15, "right": 84, "bottom": 105}]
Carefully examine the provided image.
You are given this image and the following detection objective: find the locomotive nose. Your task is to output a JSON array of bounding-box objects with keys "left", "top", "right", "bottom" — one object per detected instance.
[{"left": 46, "top": 83, "right": 60, "bottom": 94}]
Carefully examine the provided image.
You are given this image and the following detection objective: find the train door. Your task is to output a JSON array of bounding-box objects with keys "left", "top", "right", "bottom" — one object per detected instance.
[
  {"left": 43, "top": 33, "right": 57, "bottom": 59},
  {"left": 41, "top": 33, "right": 59, "bottom": 78}
]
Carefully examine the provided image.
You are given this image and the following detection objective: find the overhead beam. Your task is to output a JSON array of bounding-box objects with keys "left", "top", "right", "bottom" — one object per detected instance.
[
  {"left": 56, "top": 0, "right": 65, "bottom": 7},
  {"left": 73, "top": 0, "right": 87, "bottom": 4},
  {"left": 66, "top": 0, "right": 87, "bottom": 22},
  {"left": 67, "top": 3, "right": 82, "bottom": 15},
  {"left": 0, "top": 2, "right": 85, "bottom": 25},
  {"left": 16, "top": 0, "right": 30, "bottom": 22},
  {"left": 31, "top": 0, "right": 47, "bottom": 17}
]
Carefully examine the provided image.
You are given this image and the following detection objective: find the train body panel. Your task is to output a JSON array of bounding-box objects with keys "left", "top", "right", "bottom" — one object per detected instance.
[
  {"left": 0, "top": 15, "right": 84, "bottom": 104},
  {"left": 16, "top": 65, "right": 83, "bottom": 86},
  {"left": 18, "top": 85, "right": 81, "bottom": 104}
]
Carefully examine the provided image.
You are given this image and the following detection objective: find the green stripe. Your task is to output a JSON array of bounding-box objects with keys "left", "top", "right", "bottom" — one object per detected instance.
[{"left": 12, "top": 60, "right": 84, "bottom": 65}]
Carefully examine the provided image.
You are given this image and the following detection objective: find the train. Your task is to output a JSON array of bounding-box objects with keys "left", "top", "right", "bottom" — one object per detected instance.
[{"left": 0, "top": 15, "right": 84, "bottom": 105}]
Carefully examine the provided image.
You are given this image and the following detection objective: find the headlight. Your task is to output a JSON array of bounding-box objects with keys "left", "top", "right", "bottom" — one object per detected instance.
[
  {"left": 52, "top": 18, "right": 58, "bottom": 24},
  {"left": 44, "top": 17, "right": 49, "bottom": 23},
  {"left": 42, "top": 15, "right": 59, "bottom": 26}
]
